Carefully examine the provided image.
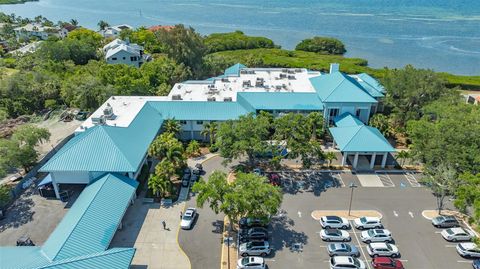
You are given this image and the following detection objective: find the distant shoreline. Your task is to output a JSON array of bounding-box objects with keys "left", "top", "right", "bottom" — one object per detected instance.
[{"left": 0, "top": 0, "right": 37, "bottom": 5}]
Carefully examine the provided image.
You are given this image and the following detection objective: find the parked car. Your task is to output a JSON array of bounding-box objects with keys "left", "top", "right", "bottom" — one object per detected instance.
[
  {"left": 267, "top": 173, "right": 281, "bottom": 186},
  {"left": 354, "top": 217, "right": 383, "bottom": 230},
  {"left": 327, "top": 243, "right": 360, "bottom": 257},
  {"left": 367, "top": 243, "right": 400, "bottom": 258},
  {"left": 253, "top": 168, "right": 264, "bottom": 176},
  {"left": 432, "top": 215, "right": 459, "bottom": 228},
  {"left": 361, "top": 229, "right": 393, "bottom": 243},
  {"left": 371, "top": 257, "right": 404, "bottom": 269},
  {"left": 321, "top": 229, "right": 351, "bottom": 242},
  {"left": 239, "top": 217, "right": 268, "bottom": 229},
  {"left": 441, "top": 227, "right": 473, "bottom": 242},
  {"left": 240, "top": 227, "right": 268, "bottom": 242},
  {"left": 239, "top": 241, "right": 271, "bottom": 257},
  {"left": 456, "top": 243, "right": 480, "bottom": 258},
  {"left": 320, "top": 216, "right": 350, "bottom": 229},
  {"left": 180, "top": 208, "right": 197, "bottom": 229},
  {"left": 473, "top": 259, "right": 480, "bottom": 269},
  {"left": 193, "top": 163, "right": 203, "bottom": 175},
  {"left": 237, "top": 256, "right": 266, "bottom": 269},
  {"left": 183, "top": 167, "right": 191, "bottom": 176},
  {"left": 181, "top": 178, "right": 189, "bottom": 188},
  {"left": 330, "top": 256, "right": 366, "bottom": 269},
  {"left": 190, "top": 174, "right": 199, "bottom": 183}
]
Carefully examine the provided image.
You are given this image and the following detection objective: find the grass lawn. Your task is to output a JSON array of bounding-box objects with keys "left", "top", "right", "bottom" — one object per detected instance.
[{"left": 209, "top": 48, "right": 480, "bottom": 90}]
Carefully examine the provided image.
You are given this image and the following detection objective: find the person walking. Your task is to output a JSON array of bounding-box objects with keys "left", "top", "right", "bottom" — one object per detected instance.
[
  {"left": 180, "top": 211, "right": 183, "bottom": 220},
  {"left": 162, "top": 220, "right": 166, "bottom": 230}
]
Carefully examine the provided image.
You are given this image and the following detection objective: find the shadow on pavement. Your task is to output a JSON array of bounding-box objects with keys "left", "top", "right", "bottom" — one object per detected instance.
[
  {"left": 0, "top": 188, "right": 35, "bottom": 233},
  {"left": 269, "top": 211, "right": 309, "bottom": 257}
]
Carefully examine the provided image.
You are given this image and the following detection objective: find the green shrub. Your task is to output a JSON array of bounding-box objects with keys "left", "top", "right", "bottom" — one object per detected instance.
[
  {"left": 295, "top": 36, "right": 346, "bottom": 55},
  {"left": 205, "top": 31, "right": 276, "bottom": 53}
]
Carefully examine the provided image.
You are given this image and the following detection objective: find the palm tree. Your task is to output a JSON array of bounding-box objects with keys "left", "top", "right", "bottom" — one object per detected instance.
[
  {"left": 97, "top": 20, "right": 110, "bottom": 31},
  {"left": 186, "top": 140, "right": 201, "bottom": 157},
  {"left": 396, "top": 150, "right": 410, "bottom": 167},
  {"left": 148, "top": 132, "right": 186, "bottom": 169},
  {"left": 162, "top": 119, "right": 181, "bottom": 137},
  {"left": 165, "top": 142, "right": 185, "bottom": 168},
  {"left": 201, "top": 121, "right": 218, "bottom": 145},
  {"left": 307, "top": 112, "right": 324, "bottom": 140},
  {"left": 324, "top": 152, "right": 338, "bottom": 167},
  {"left": 69, "top": 19, "right": 78, "bottom": 26},
  {"left": 148, "top": 174, "right": 172, "bottom": 198}
]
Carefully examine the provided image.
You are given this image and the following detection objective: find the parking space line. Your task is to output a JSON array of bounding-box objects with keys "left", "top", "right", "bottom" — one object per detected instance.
[
  {"left": 349, "top": 221, "right": 372, "bottom": 269},
  {"left": 376, "top": 172, "right": 395, "bottom": 187},
  {"left": 405, "top": 172, "right": 421, "bottom": 187},
  {"left": 330, "top": 172, "right": 345, "bottom": 187}
]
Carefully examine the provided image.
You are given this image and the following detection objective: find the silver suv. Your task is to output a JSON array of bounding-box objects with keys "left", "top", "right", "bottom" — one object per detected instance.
[{"left": 239, "top": 241, "right": 271, "bottom": 257}]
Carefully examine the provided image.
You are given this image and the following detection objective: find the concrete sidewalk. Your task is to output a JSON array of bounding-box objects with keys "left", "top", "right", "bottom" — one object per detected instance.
[{"left": 112, "top": 194, "right": 191, "bottom": 269}]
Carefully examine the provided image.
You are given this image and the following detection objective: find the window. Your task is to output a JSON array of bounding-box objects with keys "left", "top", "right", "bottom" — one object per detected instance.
[
  {"left": 123, "top": 57, "right": 126, "bottom": 60},
  {"left": 329, "top": 108, "right": 340, "bottom": 118},
  {"left": 130, "top": 56, "right": 137, "bottom": 61},
  {"left": 355, "top": 108, "right": 362, "bottom": 117},
  {"left": 180, "top": 120, "right": 187, "bottom": 125},
  {"left": 196, "top": 121, "right": 204, "bottom": 125},
  {"left": 111, "top": 57, "right": 117, "bottom": 61}
]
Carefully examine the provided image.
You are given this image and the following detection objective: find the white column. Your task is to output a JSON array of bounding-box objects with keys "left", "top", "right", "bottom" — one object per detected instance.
[
  {"left": 53, "top": 182, "right": 60, "bottom": 199},
  {"left": 370, "top": 153, "right": 377, "bottom": 169},
  {"left": 381, "top": 152, "right": 388, "bottom": 168},
  {"left": 353, "top": 153, "right": 359, "bottom": 169},
  {"left": 341, "top": 153, "right": 347, "bottom": 166},
  {"left": 332, "top": 140, "right": 336, "bottom": 149}
]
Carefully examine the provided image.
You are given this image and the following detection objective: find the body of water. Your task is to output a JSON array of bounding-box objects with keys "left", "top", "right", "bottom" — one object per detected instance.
[{"left": 1, "top": 0, "right": 480, "bottom": 75}]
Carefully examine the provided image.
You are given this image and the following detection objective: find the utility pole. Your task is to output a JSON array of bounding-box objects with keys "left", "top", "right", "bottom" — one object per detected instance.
[{"left": 348, "top": 182, "right": 358, "bottom": 216}]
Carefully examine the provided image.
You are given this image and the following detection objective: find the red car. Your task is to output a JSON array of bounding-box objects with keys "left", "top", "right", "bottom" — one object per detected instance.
[
  {"left": 371, "top": 257, "right": 404, "bottom": 269},
  {"left": 267, "top": 173, "right": 281, "bottom": 186}
]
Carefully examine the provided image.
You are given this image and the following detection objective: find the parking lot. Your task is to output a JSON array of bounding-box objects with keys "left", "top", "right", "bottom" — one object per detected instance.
[{"left": 260, "top": 171, "right": 473, "bottom": 269}]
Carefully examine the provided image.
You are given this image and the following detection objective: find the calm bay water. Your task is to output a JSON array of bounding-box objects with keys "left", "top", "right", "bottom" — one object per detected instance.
[{"left": 1, "top": 0, "right": 479, "bottom": 75}]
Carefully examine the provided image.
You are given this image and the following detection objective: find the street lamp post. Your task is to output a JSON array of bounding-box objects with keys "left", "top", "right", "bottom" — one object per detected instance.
[{"left": 348, "top": 182, "right": 358, "bottom": 216}]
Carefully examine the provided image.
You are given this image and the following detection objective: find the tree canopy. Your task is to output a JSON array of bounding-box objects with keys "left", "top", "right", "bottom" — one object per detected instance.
[
  {"left": 295, "top": 36, "right": 346, "bottom": 55},
  {"left": 204, "top": 31, "right": 276, "bottom": 53}
]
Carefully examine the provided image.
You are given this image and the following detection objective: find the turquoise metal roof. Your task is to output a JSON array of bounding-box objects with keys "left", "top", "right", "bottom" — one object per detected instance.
[
  {"left": 41, "top": 248, "right": 135, "bottom": 269},
  {"left": 0, "top": 247, "right": 51, "bottom": 269},
  {"left": 329, "top": 114, "right": 394, "bottom": 153},
  {"left": 357, "top": 81, "right": 384, "bottom": 98},
  {"left": 224, "top": 63, "right": 246, "bottom": 76},
  {"left": 42, "top": 173, "right": 138, "bottom": 261},
  {"left": 149, "top": 100, "right": 254, "bottom": 121},
  {"left": 0, "top": 247, "right": 135, "bottom": 269},
  {"left": 40, "top": 103, "right": 162, "bottom": 173},
  {"left": 309, "top": 72, "right": 378, "bottom": 103},
  {"left": 357, "top": 73, "right": 385, "bottom": 93},
  {"left": 334, "top": 113, "right": 364, "bottom": 127},
  {"left": 236, "top": 92, "right": 323, "bottom": 111}
]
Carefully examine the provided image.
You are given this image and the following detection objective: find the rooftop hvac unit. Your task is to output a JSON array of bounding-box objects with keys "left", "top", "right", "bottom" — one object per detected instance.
[
  {"left": 221, "top": 78, "right": 229, "bottom": 82},
  {"left": 279, "top": 73, "right": 287, "bottom": 79},
  {"left": 287, "top": 69, "right": 295, "bottom": 74},
  {"left": 240, "top": 70, "right": 248, "bottom": 74},
  {"left": 103, "top": 103, "right": 115, "bottom": 120},
  {"left": 223, "top": 97, "right": 232, "bottom": 102},
  {"left": 92, "top": 116, "right": 106, "bottom": 125},
  {"left": 207, "top": 97, "right": 216, "bottom": 101},
  {"left": 287, "top": 75, "right": 296, "bottom": 80},
  {"left": 281, "top": 68, "right": 288, "bottom": 73},
  {"left": 295, "top": 68, "right": 302, "bottom": 73},
  {"left": 172, "top": 94, "right": 182, "bottom": 100}
]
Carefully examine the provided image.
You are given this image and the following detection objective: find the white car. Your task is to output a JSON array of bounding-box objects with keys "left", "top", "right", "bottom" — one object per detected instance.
[
  {"left": 441, "top": 227, "right": 473, "bottom": 242},
  {"left": 367, "top": 243, "right": 400, "bottom": 258},
  {"left": 320, "top": 216, "right": 350, "bottom": 229},
  {"left": 457, "top": 243, "right": 480, "bottom": 258},
  {"left": 360, "top": 229, "right": 392, "bottom": 243},
  {"left": 330, "top": 256, "right": 366, "bottom": 269},
  {"left": 180, "top": 208, "right": 197, "bottom": 229},
  {"left": 321, "top": 229, "right": 351, "bottom": 242},
  {"left": 354, "top": 217, "right": 383, "bottom": 230},
  {"left": 237, "top": 256, "right": 266, "bottom": 269}
]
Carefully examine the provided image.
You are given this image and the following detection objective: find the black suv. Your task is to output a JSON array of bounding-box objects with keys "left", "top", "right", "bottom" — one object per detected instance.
[
  {"left": 239, "top": 217, "right": 268, "bottom": 229},
  {"left": 240, "top": 227, "right": 268, "bottom": 242}
]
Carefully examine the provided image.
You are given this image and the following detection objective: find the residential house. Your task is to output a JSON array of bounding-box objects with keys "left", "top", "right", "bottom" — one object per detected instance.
[
  {"left": 103, "top": 38, "right": 147, "bottom": 67},
  {"left": 14, "top": 23, "right": 68, "bottom": 41},
  {"left": 99, "top": 24, "right": 133, "bottom": 39}
]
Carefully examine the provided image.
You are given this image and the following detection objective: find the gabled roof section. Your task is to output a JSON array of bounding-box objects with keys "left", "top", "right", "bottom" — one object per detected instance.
[
  {"left": 149, "top": 100, "right": 254, "bottom": 121},
  {"left": 42, "top": 248, "right": 135, "bottom": 269},
  {"left": 334, "top": 113, "right": 364, "bottom": 127},
  {"left": 329, "top": 114, "right": 394, "bottom": 153},
  {"left": 42, "top": 173, "right": 138, "bottom": 261},
  {"left": 236, "top": 92, "right": 323, "bottom": 111},
  {"left": 357, "top": 73, "right": 385, "bottom": 93},
  {"left": 309, "top": 72, "right": 377, "bottom": 103},
  {"left": 0, "top": 247, "right": 50, "bottom": 269},
  {"left": 40, "top": 103, "right": 162, "bottom": 173},
  {"left": 224, "top": 63, "right": 246, "bottom": 77}
]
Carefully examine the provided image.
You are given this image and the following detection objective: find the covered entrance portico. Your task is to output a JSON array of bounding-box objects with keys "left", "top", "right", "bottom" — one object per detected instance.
[{"left": 330, "top": 113, "right": 395, "bottom": 170}]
